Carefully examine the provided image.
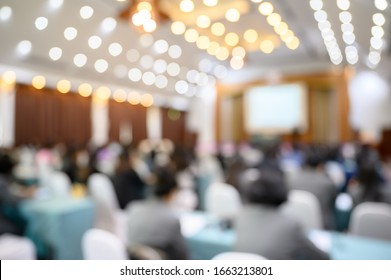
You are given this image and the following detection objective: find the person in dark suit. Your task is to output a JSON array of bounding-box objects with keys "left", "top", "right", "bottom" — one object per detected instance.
[
  {"left": 234, "top": 166, "right": 329, "bottom": 260},
  {"left": 126, "top": 167, "right": 188, "bottom": 260}
]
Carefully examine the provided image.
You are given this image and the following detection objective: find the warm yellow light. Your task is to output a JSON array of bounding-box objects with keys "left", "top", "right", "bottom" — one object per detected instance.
[
  {"left": 78, "top": 83, "right": 92, "bottom": 97},
  {"left": 171, "top": 21, "right": 186, "bottom": 35},
  {"left": 140, "top": 93, "right": 154, "bottom": 107},
  {"left": 225, "top": 32, "right": 239, "bottom": 46},
  {"left": 225, "top": 8, "right": 240, "bottom": 22},
  {"left": 232, "top": 46, "right": 246, "bottom": 58},
  {"left": 113, "top": 89, "right": 127, "bottom": 103},
  {"left": 207, "top": 41, "right": 220, "bottom": 55},
  {"left": 281, "top": 30, "right": 294, "bottom": 43},
  {"left": 128, "top": 91, "right": 141, "bottom": 105},
  {"left": 286, "top": 37, "right": 300, "bottom": 50},
  {"left": 196, "top": 35, "right": 210, "bottom": 49},
  {"left": 196, "top": 15, "right": 211, "bottom": 28},
  {"left": 258, "top": 2, "right": 274, "bottom": 16},
  {"left": 137, "top": 1, "right": 152, "bottom": 11},
  {"left": 184, "top": 29, "right": 199, "bottom": 43},
  {"left": 211, "top": 22, "right": 225, "bottom": 36},
  {"left": 32, "top": 75, "right": 46, "bottom": 89},
  {"left": 267, "top": 13, "right": 281, "bottom": 27},
  {"left": 243, "top": 29, "right": 258, "bottom": 43},
  {"left": 57, "top": 79, "right": 71, "bottom": 93},
  {"left": 95, "top": 86, "right": 111, "bottom": 100},
  {"left": 2, "top": 71, "right": 16, "bottom": 85},
  {"left": 203, "top": 0, "right": 218, "bottom": 7},
  {"left": 274, "top": 22, "right": 288, "bottom": 35},
  {"left": 180, "top": 0, "right": 194, "bottom": 13},
  {"left": 215, "top": 46, "right": 229, "bottom": 60},
  {"left": 260, "top": 40, "right": 274, "bottom": 53},
  {"left": 230, "top": 56, "right": 244, "bottom": 70},
  {"left": 143, "top": 19, "right": 156, "bottom": 32}
]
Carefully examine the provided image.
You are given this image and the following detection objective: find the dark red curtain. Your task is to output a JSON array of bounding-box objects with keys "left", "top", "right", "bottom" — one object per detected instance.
[{"left": 15, "top": 84, "right": 91, "bottom": 147}]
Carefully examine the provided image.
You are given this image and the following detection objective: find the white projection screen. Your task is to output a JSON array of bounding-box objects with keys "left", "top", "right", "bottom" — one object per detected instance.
[{"left": 244, "top": 83, "right": 308, "bottom": 135}]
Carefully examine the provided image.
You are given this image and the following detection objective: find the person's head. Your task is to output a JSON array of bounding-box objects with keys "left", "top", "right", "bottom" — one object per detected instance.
[
  {"left": 355, "top": 145, "right": 382, "bottom": 187},
  {"left": 0, "top": 153, "right": 15, "bottom": 175},
  {"left": 152, "top": 167, "right": 177, "bottom": 200},
  {"left": 243, "top": 166, "right": 288, "bottom": 207},
  {"left": 304, "top": 145, "right": 326, "bottom": 169}
]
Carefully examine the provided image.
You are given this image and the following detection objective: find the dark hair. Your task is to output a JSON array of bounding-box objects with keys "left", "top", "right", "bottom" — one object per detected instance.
[
  {"left": 0, "top": 153, "right": 14, "bottom": 175},
  {"left": 244, "top": 167, "right": 288, "bottom": 207},
  {"left": 153, "top": 167, "right": 177, "bottom": 198}
]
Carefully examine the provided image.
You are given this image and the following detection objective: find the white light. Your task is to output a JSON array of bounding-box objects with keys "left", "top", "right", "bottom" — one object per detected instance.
[
  {"left": 309, "top": 0, "right": 323, "bottom": 11},
  {"left": 372, "top": 26, "right": 384, "bottom": 38},
  {"left": 373, "top": 13, "right": 386, "bottom": 26},
  {"left": 17, "top": 40, "right": 32, "bottom": 56},
  {"left": 154, "top": 39, "right": 169, "bottom": 54},
  {"left": 225, "top": 8, "right": 240, "bottom": 22},
  {"left": 0, "top": 6, "right": 12, "bottom": 21},
  {"left": 375, "top": 0, "right": 388, "bottom": 11},
  {"left": 126, "top": 49, "right": 140, "bottom": 62},
  {"left": 203, "top": 0, "right": 218, "bottom": 7},
  {"left": 214, "top": 65, "right": 228, "bottom": 79},
  {"left": 140, "top": 54, "right": 154, "bottom": 69},
  {"left": 197, "top": 72, "right": 209, "bottom": 86},
  {"left": 346, "top": 55, "right": 358, "bottom": 65},
  {"left": 167, "top": 63, "right": 180, "bottom": 77},
  {"left": 342, "top": 32, "right": 355, "bottom": 44},
  {"left": 168, "top": 45, "right": 182, "bottom": 59},
  {"left": 49, "top": 47, "right": 62, "bottom": 61},
  {"left": 337, "top": 0, "right": 350, "bottom": 11},
  {"left": 101, "top": 17, "right": 117, "bottom": 32},
  {"left": 155, "top": 75, "right": 168, "bottom": 88},
  {"left": 108, "top": 42, "right": 123, "bottom": 56},
  {"left": 180, "top": 0, "right": 194, "bottom": 13},
  {"left": 142, "top": 71, "right": 156, "bottom": 85},
  {"left": 80, "top": 6, "right": 94, "bottom": 19},
  {"left": 341, "top": 23, "right": 354, "bottom": 33},
  {"left": 318, "top": 20, "right": 331, "bottom": 31},
  {"left": 331, "top": 55, "right": 343, "bottom": 65},
  {"left": 49, "top": 0, "right": 63, "bottom": 9},
  {"left": 175, "top": 80, "right": 189, "bottom": 94},
  {"left": 314, "top": 10, "right": 327, "bottom": 22},
  {"left": 339, "top": 11, "right": 352, "bottom": 23},
  {"left": 88, "top": 35, "right": 102, "bottom": 49},
  {"left": 128, "top": 68, "right": 142, "bottom": 82},
  {"left": 94, "top": 59, "right": 108, "bottom": 73},
  {"left": 143, "top": 19, "right": 156, "bottom": 32},
  {"left": 368, "top": 51, "right": 381, "bottom": 64},
  {"left": 198, "top": 59, "right": 213, "bottom": 72},
  {"left": 139, "top": 33, "right": 154, "bottom": 47},
  {"left": 35, "top": 17, "right": 48, "bottom": 30},
  {"left": 186, "top": 70, "right": 199, "bottom": 83},
  {"left": 73, "top": 53, "right": 87, "bottom": 67},
  {"left": 64, "top": 27, "right": 77, "bottom": 40},
  {"left": 370, "top": 37, "right": 384, "bottom": 50},
  {"left": 230, "top": 57, "right": 244, "bottom": 70},
  {"left": 153, "top": 59, "right": 167, "bottom": 74},
  {"left": 114, "top": 64, "right": 128, "bottom": 78}
]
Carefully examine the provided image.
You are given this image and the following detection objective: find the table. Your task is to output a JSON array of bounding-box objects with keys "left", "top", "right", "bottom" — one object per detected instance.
[
  {"left": 19, "top": 197, "right": 94, "bottom": 259},
  {"left": 184, "top": 213, "right": 391, "bottom": 260}
]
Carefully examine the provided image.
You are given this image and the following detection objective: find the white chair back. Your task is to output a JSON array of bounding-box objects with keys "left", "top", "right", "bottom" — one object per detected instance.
[
  {"left": 48, "top": 171, "right": 72, "bottom": 197},
  {"left": 205, "top": 182, "right": 242, "bottom": 221},
  {"left": 280, "top": 190, "right": 323, "bottom": 230},
  {"left": 212, "top": 252, "right": 267, "bottom": 260},
  {"left": 82, "top": 229, "right": 128, "bottom": 260},
  {"left": 349, "top": 202, "right": 391, "bottom": 241}
]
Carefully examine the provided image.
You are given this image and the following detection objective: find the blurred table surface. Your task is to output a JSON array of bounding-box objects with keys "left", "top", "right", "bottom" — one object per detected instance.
[
  {"left": 19, "top": 197, "right": 94, "bottom": 260},
  {"left": 183, "top": 212, "right": 391, "bottom": 260}
]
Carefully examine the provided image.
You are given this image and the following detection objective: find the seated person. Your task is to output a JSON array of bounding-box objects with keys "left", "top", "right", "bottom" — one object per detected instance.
[
  {"left": 234, "top": 166, "right": 329, "bottom": 260},
  {"left": 126, "top": 167, "right": 188, "bottom": 260}
]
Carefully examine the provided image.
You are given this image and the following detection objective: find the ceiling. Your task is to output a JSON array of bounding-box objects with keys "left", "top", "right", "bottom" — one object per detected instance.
[{"left": 0, "top": 0, "right": 390, "bottom": 107}]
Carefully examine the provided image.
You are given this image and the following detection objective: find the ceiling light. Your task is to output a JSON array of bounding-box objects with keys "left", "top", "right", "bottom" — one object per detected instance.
[
  {"left": 342, "top": 32, "right": 355, "bottom": 44},
  {"left": 88, "top": 35, "right": 102, "bottom": 49},
  {"left": 372, "top": 26, "right": 384, "bottom": 38},
  {"left": 370, "top": 37, "right": 384, "bottom": 50},
  {"left": 137, "top": 1, "right": 152, "bottom": 11},
  {"left": 215, "top": 46, "right": 229, "bottom": 60},
  {"left": 196, "top": 72, "right": 209, "bottom": 86},
  {"left": 230, "top": 57, "right": 244, "bottom": 70},
  {"left": 32, "top": 75, "right": 46, "bottom": 90},
  {"left": 196, "top": 15, "right": 211, "bottom": 28},
  {"left": 337, "top": 0, "right": 350, "bottom": 11},
  {"left": 225, "top": 32, "right": 239, "bottom": 46},
  {"left": 153, "top": 59, "right": 167, "bottom": 74},
  {"left": 339, "top": 11, "right": 352, "bottom": 23},
  {"left": 203, "top": 0, "right": 218, "bottom": 7},
  {"left": 341, "top": 22, "right": 354, "bottom": 33},
  {"left": 143, "top": 19, "right": 156, "bottom": 32},
  {"left": 78, "top": 83, "right": 93, "bottom": 97},
  {"left": 244, "top": 29, "right": 258, "bottom": 43},
  {"left": 2, "top": 71, "right": 16, "bottom": 85},
  {"left": 108, "top": 42, "right": 123, "bottom": 56},
  {"left": 314, "top": 10, "right": 327, "bottom": 22},
  {"left": 167, "top": 63, "right": 180, "bottom": 76},
  {"left": 267, "top": 13, "right": 281, "bottom": 27},
  {"left": 207, "top": 41, "right": 220, "bottom": 55},
  {"left": 225, "top": 8, "right": 240, "bottom": 22},
  {"left": 211, "top": 22, "right": 225, "bottom": 36},
  {"left": 95, "top": 86, "right": 111, "bottom": 101},
  {"left": 49, "top": 47, "right": 62, "bottom": 61},
  {"left": 140, "top": 55, "right": 154, "bottom": 69},
  {"left": 286, "top": 37, "right": 300, "bottom": 50},
  {"left": 214, "top": 65, "right": 228, "bottom": 79},
  {"left": 198, "top": 59, "right": 213, "bottom": 72},
  {"left": 260, "top": 40, "right": 274, "bottom": 53},
  {"left": 155, "top": 75, "right": 168, "bottom": 88},
  {"left": 142, "top": 71, "right": 156, "bottom": 85},
  {"left": 57, "top": 80, "right": 71, "bottom": 94},
  {"left": 94, "top": 59, "right": 109, "bottom": 73},
  {"left": 139, "top": 33, "right": 154, "bottom": 47},
  {"left": 64, "top": 27, "right": 77, "bottom": 40},
  {"left": 49, "top": 0, "right": 63, "bottom": 9},
  {"left": 0, "top": 6, "right": 12, "bottom": 21},
  {"left": 184, "top": 29, "right": 199, "bottom": 43},
  {"left": 154, "top": 39, "right": 169, "bottom": 54},
  {"left": 80, "top": 6, "right": 94, "bottom": 19},
  {"left": 258, "top": 2, "right": 274, "bottom": 16},
  {"left": 309, "top": 0, "right": 323, "bottom": 11},
  {"left": 114, "top": 65, "right": 128, "bottom": 78},
  {"left": 232, "top": 46, "right": 246, "bottom": 58},
  {"left": 127, "top": 49, "right": 140, "bottom": 62},
  {"left": 274, "top": 22, "right": 288, "bottom": 35},
  {"left": 186, "top": 69, "right": 199, "bottom": 83},
  {"left": 368, "top": 51, "right": 381, "bottom": 65},
  {"left": 175, "top": 80, "right": 189, "bottom": 94},
  {"left": 140, "top": 93, "right": 154, "bottom": 107},
  {"left": 113, "top": 89, "right": 127, "bottom": 103},
  {"left": 171, "top": 21, "right": 186, "bottom": 35},
  {"left": 35, "top": 17, "right": 48, "bottom": 30},
  {"left": 180, "top": 0, "right": 194, "bottom": 13},
  {"left": 73, "top": 53, "right": 87, "bottom": 67},
  {"left": 128, "top": 91, "right": 141, "bottom": 105},
  {"left": 168, "top": 45, "right": 182, "bottom": 59},
  {"left": 101, "top": 17, "right": 117, "bottom": 32},
  {"left": 375, "top": 0, "right": 388, "bottom": 10},
  {"left": 17, "top": 40, "right": 32, "bottom": 56},
  {"left": 196, "top": 36, "right": 210, "bottom": 49},
  {"left": 128, "top": 68, "right": 142, "bottom": 82},
  {"left": 373, "top": 13, "right": 386, "bottom": 26}
]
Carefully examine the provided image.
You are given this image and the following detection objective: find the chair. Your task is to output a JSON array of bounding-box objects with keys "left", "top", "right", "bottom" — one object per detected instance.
[
  {"left": 349, "top": 202, "right": 391, "bottom": 241},
  {"left": 87, "top": 173, "right": 127, "bottom": 243},
  {"left": 82, "top": 229, "right": 128, "bottom": 260},
  {"left": 280, "top": 190, "right": 323, "bottom": 230},
  {"left": 47, "top": 171, "right": 72, "bottom": 197},
  {"left": 205, "top": 182, "right": 242, "bottom": 221},
  {"left": 128, "top": 245, "right": 166, "bottom": 260},
  {"left": 212, "top": 252, "right": 267, "bottom": 260}
]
